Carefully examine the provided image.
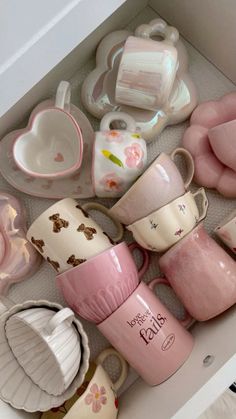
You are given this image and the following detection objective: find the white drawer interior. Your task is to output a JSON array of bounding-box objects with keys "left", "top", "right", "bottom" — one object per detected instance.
[{"left": 0, "top": 3, "right": 236, "bottom": 419}]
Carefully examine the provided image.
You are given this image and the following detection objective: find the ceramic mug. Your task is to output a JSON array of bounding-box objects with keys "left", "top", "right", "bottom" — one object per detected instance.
[
  {"left": 115, "top": 19, "right": 179, "bottom": 110},
  {"left": 56, "top": 242, "right": 149, "bottom": 323},
  {"left": 127, "top": 188, "right": 208, "bottom": 251},
  {"left": 110, "top": 147, "right": 194, "bottom": 225},
  {"left": 41, "top": 348, "right": 128, "bottom": 419},
  {"left": 159, "top": 223, "right": 236, "bottom": 321},
  {"left": 0, "top": 299, "right": 90, "bottom": 412},
  {"left": 27, "top": 198, "right": 124, "bottom": 273},
  {"left": 13, "top": 81, "right": 83, "bottom": 179},
  {"left": 93, "top": 112, "right": 147, "bottom": 198},
  {"left": 5, "top": 307, "right": 81, "bottom": 396},
  {"left": 98, "top": 281, "right": 194, "bottom": 386},
  {"left": 214, "top": 209, "right": 236, "bottom": 254}
]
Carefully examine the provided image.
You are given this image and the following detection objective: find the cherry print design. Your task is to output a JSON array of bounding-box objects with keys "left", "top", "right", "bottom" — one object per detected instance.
[{"left": 174, "top": 228, "right": 184, "bottom": 237}]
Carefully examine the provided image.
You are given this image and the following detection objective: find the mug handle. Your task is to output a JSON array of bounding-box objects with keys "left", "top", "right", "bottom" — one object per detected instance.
[
  {"left": 44, "top": 307, "right": 74, "bottom": 335},
  {"left": 128, "top": 242, "right": 150, "bottom": 279},
  {"left": 55, "top": 81, "right": 71, "bottom": 111},
  {"left": 192, "top": 188, "right": 209, "bottom": 222},
  {"left": 95, "top": 348, "right": 128, "bottom": 392},
  {"left": 135, "top": 18, "right": 179, "bottom": 46},
  {"left": 81, "top": 202, "right": 124, "bottom": 242},
  {"left": 100, "top": 112, "right": 137, "bottom": 133},
  {"left": 170, "top": 147, "right": 195, "bottom": 189},
  {"left": 148, "top": 277, "right": 194, "bottom": 328}
]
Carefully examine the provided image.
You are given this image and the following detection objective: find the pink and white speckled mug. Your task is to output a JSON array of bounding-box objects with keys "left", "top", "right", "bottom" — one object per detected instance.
[
  {"left": 115, "top": 19, "right": 179, "bottom": 111},
  {"left": 159, "top": 223, "right": 236, "bottom": 321}
]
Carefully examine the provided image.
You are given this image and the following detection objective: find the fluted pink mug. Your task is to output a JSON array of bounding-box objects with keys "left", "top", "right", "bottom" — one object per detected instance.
[
  {"left": 159, "top": 223, "right": 236, "bottom": 321},
  {"left": 98, "top": 281, "right": 194, "bottom": 386},
  {"left": 56, "top": 242, "right": 149, "bottom": 323}
]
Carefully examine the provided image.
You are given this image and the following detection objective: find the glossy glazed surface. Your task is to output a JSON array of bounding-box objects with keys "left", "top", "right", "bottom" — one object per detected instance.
[
  {"left": 98, "top": 282, "right": 194, "bottom": 386},
  {"left": 215, "top": 208, "right": 236, "bottom": 254},
  {"left": 159, "top": 223, "right": 236, "bottom": 321},
  {"left": 110, "top": 148, "right": 194, "bottom": 225},
  {"left": 81, "top": 19, "right": 198, "bottom": 142},
  {"left": 127, "top": 189, "right": 208, "bottom": 252},
  {"left": 208, "top": 119, "right": 236, "bottom": 172},
  {"left": 0, "top": 299, "right": 89, "bottom": 412},
  {"left": 0, "top": 100, "right": 94, "bottom": 199},
  {"left": 93, "top": 112, "right": 147, "bottom": 198},
  {"left": 182, "top": 92, "right": 236, "bottom": 197},
  {"left": 27, "top": 198, "right": 115, "bottom": 274},
  {"left": 56, "top": 242, "right": 149, "bottom": 323},
  {"left": 0, "top": 192, "right": 41, "bottom": 295}
]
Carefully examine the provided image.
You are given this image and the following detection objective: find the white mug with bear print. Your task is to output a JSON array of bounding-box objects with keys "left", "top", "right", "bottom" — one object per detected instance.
[{"left": 27, "top": 198, "right": 124, "bottom": 273}]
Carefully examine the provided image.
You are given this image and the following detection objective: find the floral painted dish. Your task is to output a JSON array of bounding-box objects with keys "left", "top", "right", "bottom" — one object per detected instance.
[
  {"left": 0, "top": 192, "right": 41, "bottom": 295},
  {"left": 182, "top": 92, "right": 236, "bottom": 198},
  {"left": 81, "top": 19, "right": 198, "bottom": 142},
  {"left": 0, "top": 100, "right": 95, "bottom": 199}
]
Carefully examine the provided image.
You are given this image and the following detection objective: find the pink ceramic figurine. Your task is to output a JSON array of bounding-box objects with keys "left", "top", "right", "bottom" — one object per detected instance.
[
  {"left": 0, "top": 192, "right": 41, "bottom": 294},
  {"left": 182, "top": 92, "right": 236, "bottom": 197}
]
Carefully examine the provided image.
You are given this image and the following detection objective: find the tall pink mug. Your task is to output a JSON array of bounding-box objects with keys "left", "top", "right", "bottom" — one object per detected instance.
[
  {"left": 98, "top": 281, "right": 194, "bottom": 386},
  {"left": 56, "top": 242, "right": 149, "bottom": 323}
]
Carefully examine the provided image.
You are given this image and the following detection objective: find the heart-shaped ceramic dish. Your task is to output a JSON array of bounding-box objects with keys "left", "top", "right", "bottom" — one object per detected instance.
[
  {"left": 13, "top": 107, "right": 83, "bottom": 179},
  {"left": 81, "top": 19, "right": 198, "bottom": 142}
]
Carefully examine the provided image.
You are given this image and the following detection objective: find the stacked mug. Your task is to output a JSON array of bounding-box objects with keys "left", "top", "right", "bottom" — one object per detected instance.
[{"left": 28, "top": 197, "right": 195, "bottom": 386}]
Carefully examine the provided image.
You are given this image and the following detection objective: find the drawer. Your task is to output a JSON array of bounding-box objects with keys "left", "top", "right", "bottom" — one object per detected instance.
[{"left": 0, "top": 1, "right": 235, "bottom": 418}]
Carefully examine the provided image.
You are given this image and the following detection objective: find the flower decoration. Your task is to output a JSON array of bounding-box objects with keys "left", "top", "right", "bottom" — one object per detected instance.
[
  {"left": 85, "top": 383, "right": 107, "bottom": 413},
  {"left": 182, "top": 92, "right": 236, "bottom": 197},
  {"left": 124, "top": 143, "right": 144, "bottom": 169},
  {"left": 100, "top": 173, "right": 124, "bottom": 193},
  {"left": 105, "top": 130, "right": 123, "bottom": 143}
]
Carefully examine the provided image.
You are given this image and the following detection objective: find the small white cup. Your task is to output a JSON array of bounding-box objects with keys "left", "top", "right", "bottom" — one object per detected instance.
[
  {"left": 93, "top": 112, "right": 147, "bottom": 198},
  {"left": 5, "top": 307, "right": 81, "bottom": 396},
  {"left": 115, "top": 19, "right": 179, "bottom": 111}
]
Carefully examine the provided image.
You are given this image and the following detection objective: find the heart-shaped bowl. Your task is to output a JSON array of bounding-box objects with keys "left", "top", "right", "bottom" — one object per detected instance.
[{"left": 13, "top": 107, "right": 83, "bottom": 179}]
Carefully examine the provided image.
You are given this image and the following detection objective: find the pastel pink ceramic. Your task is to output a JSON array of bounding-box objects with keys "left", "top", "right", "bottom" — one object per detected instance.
[
  {"left": 98, "top": 281, "right": 194, "bottom": 386},
  {"left": 81, "top": 19, "right": 198, "bottom": 142},
  {"left": 115, "top": 23, "right": 179, "bottom": 110},
  {"left": 214, "top": 209, "right": 236, "bottom": 255},
  {"left": 159, "top": 223, "right": 236, "bottom": 321},
  {"left": 13, "top": 82, "right": 83, "bottom": 179},
  {"left": 110, "top": 147, "right": 194, "bottom": 225},
  {"left": 56, "top": 242, "right": 149, "bottom": 323},
  {"left": 0, "top": 192, "right": 41, "bottom": 295},
  {"left": 182, "top": 92, "right": 236, "bottom": 197},
  {"left": 208, "top": 119, "right": 236, "bottom": 171}
]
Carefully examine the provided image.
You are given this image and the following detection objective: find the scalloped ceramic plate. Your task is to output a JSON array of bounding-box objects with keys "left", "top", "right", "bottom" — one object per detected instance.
[
  {"left": 81, "top": 23, "right": 198, "bottom": 142},
  {"left": 0, "top": 300, "right": 90, "bottom": 412},
  {"left": 0, "top": 101, "right": 95, "bottom": 199}
]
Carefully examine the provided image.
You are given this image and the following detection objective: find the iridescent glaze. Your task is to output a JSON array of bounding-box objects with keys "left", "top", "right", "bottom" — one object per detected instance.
[
  {"left": 182, "top": 92, "right": 236, "bottom": 197},
  {"left": 81, "top": 19, "right": 198, "bottom": 143},
  {"left": 0, "top": 192, "right": 41, "bottom": 294}
]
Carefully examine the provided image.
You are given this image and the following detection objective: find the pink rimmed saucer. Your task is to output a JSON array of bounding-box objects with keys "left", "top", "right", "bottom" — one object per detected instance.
[{"left": 0, "top": 100, "right": 95, "bottom": 199}]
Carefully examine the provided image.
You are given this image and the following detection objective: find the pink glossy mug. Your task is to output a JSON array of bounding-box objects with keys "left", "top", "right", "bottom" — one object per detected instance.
[
  {"left": 159, "top": 223, "right": 236, "bottom": 321},
  {"left": 98, "top": 281, "right": 194, "bottom": 386},
  {"left": 56, "top": 242, "right": 149, "bottom": 324}
]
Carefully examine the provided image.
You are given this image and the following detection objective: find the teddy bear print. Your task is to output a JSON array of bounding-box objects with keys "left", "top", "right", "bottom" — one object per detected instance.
[
  {"left": 103, "top": 231, "right": 114, "bottom": 245},
  {"left": 76, "top": 205, "right": 90, "bottom": 218},
  {"left": 77, "top": 223, "right": 97, "bottom": 240},
  {"left": 31, "top": 236, "right": 45, "bottom": 253},
  {"left": 49, "top": 213, "right": 69, "bottom": 233},
  {"left": 67, "top": 255, "right": 86, "bottom": 267},
  {"left": 47, "top": 257, "right": 60, "bottom": 272}
]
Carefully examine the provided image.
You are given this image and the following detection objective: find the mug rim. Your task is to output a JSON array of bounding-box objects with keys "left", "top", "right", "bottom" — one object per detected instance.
[
  {"left": 56, "top": 241, "right": 127, "bottom": 279},
  {"left": 128, "top": 190, "right": 195, "bottom": 228}
]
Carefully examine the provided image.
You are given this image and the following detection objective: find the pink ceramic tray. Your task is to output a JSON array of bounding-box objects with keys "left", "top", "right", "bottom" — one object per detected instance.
[{"left": 0, "top": 100, "right": 95, "bottom": 199}]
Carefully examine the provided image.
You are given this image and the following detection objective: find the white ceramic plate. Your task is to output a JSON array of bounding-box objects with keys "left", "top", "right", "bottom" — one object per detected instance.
[
  {"left": 0, "top": 300, "right": 90, "bottom": 412},
  {"left": 0, "top": 100, "right": 95, "bottom": 199}
]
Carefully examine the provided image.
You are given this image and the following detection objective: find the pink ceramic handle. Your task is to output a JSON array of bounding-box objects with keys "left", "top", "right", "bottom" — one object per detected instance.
[
  {"left": 170, "top": 147, "right": 195, "bottom": 189},
  {"left": 148, "top": 277, "right": 193, "bottom": 328},
  {"left": 128, "top": 242, "right": 150, "bottom": 278}
]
